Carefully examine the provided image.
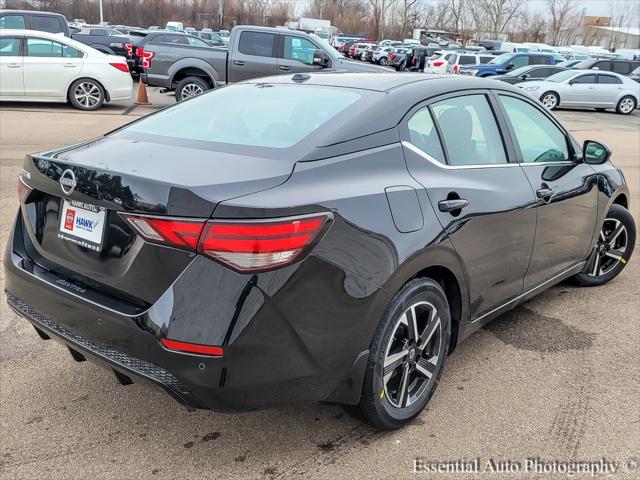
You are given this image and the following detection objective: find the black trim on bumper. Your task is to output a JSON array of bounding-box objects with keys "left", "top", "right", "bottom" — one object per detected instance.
[{"left": 6, "top": 291, "right": 206, "bottom": 410}]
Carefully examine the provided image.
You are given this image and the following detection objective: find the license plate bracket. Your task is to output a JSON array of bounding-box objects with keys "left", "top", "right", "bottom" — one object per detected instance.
[{"left": 58, "top": 199, "right": 107, "bottom": 252}]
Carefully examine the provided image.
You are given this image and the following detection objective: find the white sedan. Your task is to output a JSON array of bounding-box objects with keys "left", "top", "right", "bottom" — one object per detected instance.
[
  {"left": 0, "top": 29, "right": 133, "bottom": 110},
  {"left": 517, "top": 69, "right": 640, "bottom": 115}
]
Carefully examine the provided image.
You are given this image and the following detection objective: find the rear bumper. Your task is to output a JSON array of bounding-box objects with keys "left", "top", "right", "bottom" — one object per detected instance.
[
  {"left": 6, "top": 291, "right": 204, "bottom": 409},
  {"left": 5, "top": 210, "right": 387, "bottom": 411}
]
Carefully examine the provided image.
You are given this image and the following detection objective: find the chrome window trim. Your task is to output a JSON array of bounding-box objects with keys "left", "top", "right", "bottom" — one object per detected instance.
[{"left": 402, "top": 141, "right": 520, "bottom": 169}]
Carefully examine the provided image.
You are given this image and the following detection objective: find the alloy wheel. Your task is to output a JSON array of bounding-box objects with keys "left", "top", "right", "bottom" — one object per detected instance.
[
  {"left": 619, "top": 98, "right": 635, "bottom": 114},
  {"left": 589, "top": 217, "right": 628, "bottom": 277},
  {"left": 383, "top": 301, "right": 442, "bottom": 408},
  {"left": 541, "top": 93, "right": 557, "bottom": 109},
  {"left": 74, "top": 82, "right": 102, "bottom": 109},
  {"left": 181, "top": 83, "right": 204, "bottom": 100}
]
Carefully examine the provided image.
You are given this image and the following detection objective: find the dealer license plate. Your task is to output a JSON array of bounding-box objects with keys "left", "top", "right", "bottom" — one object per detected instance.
[{"left": 58, "top": 199, "right": 106, "bottom": 251}]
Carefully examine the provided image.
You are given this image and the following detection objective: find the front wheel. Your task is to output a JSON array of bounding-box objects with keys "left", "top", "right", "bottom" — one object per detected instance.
[
  {"left": 541, "top": 91, "right": 559, "bottom": 110},
  {"left": 68, "top": 79, "right": 105, "bottom": 111},
  {"left": 574, "top": 204, "right": 635, "bottom": 286},
  {"left": 616, "top": 96, "right": 637, "bottom": 115},
  {"left": 175, "top": 76, "right": 210, "bottom": 102},
  {"left": 342, "top": 278, "right": 451, "bottom": 430}
]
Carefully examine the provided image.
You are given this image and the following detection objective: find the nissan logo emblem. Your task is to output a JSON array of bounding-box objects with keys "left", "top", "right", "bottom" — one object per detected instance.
[{"left": 60, "top": 169, "right": 77, "bottom": 195}]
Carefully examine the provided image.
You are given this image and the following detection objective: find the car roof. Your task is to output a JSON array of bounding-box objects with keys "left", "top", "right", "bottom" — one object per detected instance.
[
  {"left": 242, "top": 72, "right": 527, "bottom": 158},
  {"left": 0, "top": 9, "right": 65, "bottom": 17}
]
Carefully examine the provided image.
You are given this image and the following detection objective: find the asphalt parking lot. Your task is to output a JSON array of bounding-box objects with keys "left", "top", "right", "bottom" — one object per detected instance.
[{"left": 0, "top": 91, "right": 639, "bottom": 479}]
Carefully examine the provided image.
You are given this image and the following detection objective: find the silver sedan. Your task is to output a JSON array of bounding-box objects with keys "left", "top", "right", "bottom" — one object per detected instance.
[{"left": 516, "top": 69, "right": 640, "bottom": 114}]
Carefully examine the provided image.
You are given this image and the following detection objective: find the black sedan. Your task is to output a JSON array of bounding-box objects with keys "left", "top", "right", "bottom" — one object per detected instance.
[
  {"left": 491, "top": 65, "right": 567, "bottom": 84},
  {"left": 5, "top": 74, "right": 635, "bottom": 430}
]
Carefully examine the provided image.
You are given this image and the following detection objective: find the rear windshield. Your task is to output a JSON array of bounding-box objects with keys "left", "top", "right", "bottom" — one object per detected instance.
[{"left": 121, "top": 84, "right": 362, "bottom": 149}]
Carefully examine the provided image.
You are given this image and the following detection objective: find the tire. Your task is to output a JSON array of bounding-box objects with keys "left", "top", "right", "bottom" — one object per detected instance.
[
  {"left": 616, "top": 96, "right": 636, "bottom": 115},
  {"left": 540, "top": 91, "right": 559, "bottom": 110},
  {"left": 342, "top": 278, "right": 451, "bottom": 430},
  {"left": 175, "top": 76, "right": 210, "bottom": 102},
  {"left": 379, "top": 57, "right": 388, "bottom": 66},
  {"left": 574, "top": 204, "right": 635, "bottom": 286},
  {"left": 68, "top": 79, "right": 105, "bottom": 111}
]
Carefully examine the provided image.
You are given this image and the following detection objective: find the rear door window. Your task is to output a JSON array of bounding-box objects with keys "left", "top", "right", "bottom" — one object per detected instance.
[
  {"left": 26, "top": 38, "right": 62, "bottom": 56},
  {"left": 598, "top": 74, "right": 622, "bottom": 84},
  {"left": 0, "top": 14, "right": 26, "bottom": 29},
  {"left": 594, "top": 60, "right": 611, "bottom": 71},
  {"left": 431, "top": 94, "right": 507, "bottom": 166},
  {"left": 459, "top": 55, "right": 475, "bottom": 65},
  {"left": 479, "top": 56, "right": 493, "bottom": 64},
  {"left": 407, "top": 108, "right": 446, "bottom": 164},
  {"left": 238, "top": 31, "right": 276, "bottom": 57},
  {"left": 30, "top": 15, "right": 64, "bottom": 33},
  {"left": 612, "top": 61, "right": 630, "bottom": 74}
]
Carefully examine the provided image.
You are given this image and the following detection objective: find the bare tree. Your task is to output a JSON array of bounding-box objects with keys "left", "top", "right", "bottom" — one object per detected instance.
[
  {"left": 547, "top": 0, "right": 578, "bottom": 46},
  {"left": 367, "top": 0, "right": 398, "bottom": 39}
]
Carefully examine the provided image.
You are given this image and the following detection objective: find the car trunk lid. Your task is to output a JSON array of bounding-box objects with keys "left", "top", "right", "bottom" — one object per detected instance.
[{"left": 19, "top": 135, "right": 293, "bottom": 305}]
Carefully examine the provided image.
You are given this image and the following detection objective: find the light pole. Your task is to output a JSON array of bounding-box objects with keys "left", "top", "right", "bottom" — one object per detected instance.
[{"left": 99, "top": 0, "right": 104, "bottom": 25}]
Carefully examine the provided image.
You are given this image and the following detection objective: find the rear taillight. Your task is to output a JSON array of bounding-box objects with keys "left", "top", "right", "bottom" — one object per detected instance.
[
  {"left": 453, "top": 65, "right": 459, "bottom": 73},
  {"left": 119, "top": 214, "right": 204, "bottom": 249},
  {"left": 135, "top": 47, "right": 155, "bottom": 69},
  {"left": 433, "top": 61, "right": 444, "bottom": 67},
  {"left": 119, "top": 213, "right": 331, "bottom": 272},
  {"left": 110, "top": 62, "right": 129, "bottom": 73},
  {"left": 198, "top": 214, "right": 330, "bottom": 272},
  {"left": 125, "top": 43, "right": 132, "bottom": 56},
  {"left": 161, "top": 338, "right": 223, "bottom": 357},
  {"left": 390, "top": 54, "right": 397, "bottom": 61},
  {"left": 18, "top": 176, "right": 32, "bottom": 204}
]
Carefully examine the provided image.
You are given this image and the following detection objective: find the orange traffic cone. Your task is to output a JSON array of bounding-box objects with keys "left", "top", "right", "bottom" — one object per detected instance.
[{"left": 134, "top": 79, "right": 151, "bottom": 106}]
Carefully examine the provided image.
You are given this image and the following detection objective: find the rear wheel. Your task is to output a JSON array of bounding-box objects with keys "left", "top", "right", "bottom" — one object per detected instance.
[
  {"left": 342, "top": 278, "right": 451, "bottom": 430},
  {"left": 616, "top": 96, "right": 636, "bottom": 115},
  {"left": 574, "top": 204, "right": 635, "bottom": 286},
  {"left": 175, "top": 76, "right": 210, "bottom": 102},
  {"left": 541, "top": 92, "right": 559, "bottom": 110},
  {"left": 379, "top": 57, "right": 388, "bottom": 66},
  {"left": 68, "top": 79, "right": 105, "bottom": 111}
]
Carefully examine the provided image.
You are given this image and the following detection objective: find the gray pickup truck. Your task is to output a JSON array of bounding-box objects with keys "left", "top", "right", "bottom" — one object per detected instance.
[{"left": 137, "top": 25, "right": 388, "bottom": 101}]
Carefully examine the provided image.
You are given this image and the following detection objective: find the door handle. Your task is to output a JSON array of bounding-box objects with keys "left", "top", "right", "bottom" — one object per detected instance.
[
  {"left": 279, "top": 65, "right": 291, "bottom": 71},
  {"left": 536, "top": 187, "right": 554, "bottom": 199},
  {"left": 64, "top": 64, "right": 78, "bottom": 67},
  {"left": 7, "top": 63, "right": 21, "bottom": 68},
  {"left": 233, "top": 60, "right": 245, "bottom": 66},
  {"left": 438, "top": 198, "right": 470, "bottom": 213}
]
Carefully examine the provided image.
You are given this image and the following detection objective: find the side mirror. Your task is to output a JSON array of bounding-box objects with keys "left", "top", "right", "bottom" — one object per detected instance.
[
  {"left": 312, "top": 49, "right": 329, "bottom": 67},
  {"left": 521, "top": 73, "right": 530, "bottom": 79},
  {"left": 583, "top": 140, "right": 611, "bottom": 165},
  {"left": 506, "top": 63, "right": 515, "bottom": 70}
]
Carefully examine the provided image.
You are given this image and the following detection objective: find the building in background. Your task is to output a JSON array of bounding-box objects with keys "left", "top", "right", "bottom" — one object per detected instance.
[{"left": 548, "top": 16, "right": 639, "bottom": 50}]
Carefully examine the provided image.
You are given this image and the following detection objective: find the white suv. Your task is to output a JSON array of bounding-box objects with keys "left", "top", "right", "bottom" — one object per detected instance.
[
  {"left": 373, "top": 46, "right": 394, "bottom": 65},
  {"left": 426, "top": 51, "right": 494, "bottom": 74}
]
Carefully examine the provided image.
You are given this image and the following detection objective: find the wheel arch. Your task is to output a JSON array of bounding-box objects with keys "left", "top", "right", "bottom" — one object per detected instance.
[
  {"left": 612, "top": 192, "right": 628, "bottom": 209},
  {"left": 382, "top": 245, "right": 470, "bottom": 354},
  {"left": 168, "top": 59, "right": 219, "bottom": 88}
]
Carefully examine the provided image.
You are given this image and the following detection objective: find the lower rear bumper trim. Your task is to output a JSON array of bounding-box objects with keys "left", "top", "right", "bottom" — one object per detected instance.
[{"left": 6, "top": 291, "right": 206, "bottom": 410}]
